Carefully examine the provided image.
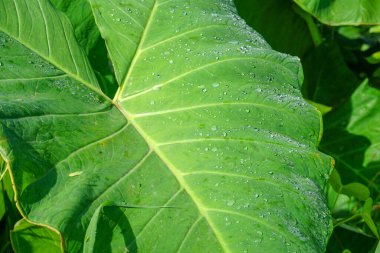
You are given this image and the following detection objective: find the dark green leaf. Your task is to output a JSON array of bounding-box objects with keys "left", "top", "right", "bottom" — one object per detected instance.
[
  {"left": 234, "top": 0, "right": 313, "bottom": 58},
  {"left": 302, "top": 43, "right": 361, "bottom": 107},
  {"left": 321, "top": 80, "right": 380, "bottom": 196}
]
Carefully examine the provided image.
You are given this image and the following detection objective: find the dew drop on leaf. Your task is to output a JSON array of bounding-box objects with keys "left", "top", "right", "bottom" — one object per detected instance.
[{"left": 226, "top": 200, "right": 235, "bottom": 206}]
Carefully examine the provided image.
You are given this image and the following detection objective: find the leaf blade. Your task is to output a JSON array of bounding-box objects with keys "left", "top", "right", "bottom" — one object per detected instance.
[{"left": 0, "top": 0, "right": 333, "bottom": 252}]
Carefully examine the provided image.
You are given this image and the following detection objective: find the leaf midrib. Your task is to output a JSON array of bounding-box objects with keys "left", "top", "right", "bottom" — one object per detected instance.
[
  {"left": 114, "top": 103, "right": 232, "bottom": 253},
  {"left": 1, "top": 2, "right": 231, "bottom": 250},
  {"left": 109, "top": 0, "right": 233, "bottom": 250},
  {"left": 113, "top": 0, "right": 158, "bottom": 102},
  {"left": 1, "top": 1, "right": 312, "bottom": 251}
]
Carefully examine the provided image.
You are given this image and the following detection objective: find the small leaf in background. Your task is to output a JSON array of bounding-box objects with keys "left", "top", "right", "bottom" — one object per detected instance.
[
  {"left": 367, "top": 52, "right": 380, "bottom": 64},
  {"left": 338, "top": 27, "right": 363, "bottom": 40},
  {"left": 362, "top": 198, "right": 380, "bottom": 239},
  {"left": 293, "top": 0, "right": 380, "bottom": 26},
  {"left": 342, "top": 183, "right": 371, "bottom": 202},
  {"left": 305, "top": 99, "right": 332, "bottom": 115},
  {"left": 369, "top": 26, "right": 380, "bottom": 34},
  {"left": 11, "top": 219, "right": 62, "bottom": 253}
]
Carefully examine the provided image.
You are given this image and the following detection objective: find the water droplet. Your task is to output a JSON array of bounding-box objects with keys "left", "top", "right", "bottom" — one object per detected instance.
[
  {"left": 202, "top": 88, "right": 207, "bottom": 93},
  {"left": 222, "top": 132, "right": 227, "bottom": 137},
  {"left": 254, "top": 193, "right": 260, "bottom": 198},
  {"left": 245, "top": 109, "right": 250, "bottom": 113},
  {"left": 211, "top": 147, "right": 218, "bottom": 152},
  {"left": 169, "top": 59, "right": 174, "bottom": 64},
  {"left": 212, "top": 83, "right": 220, "bottom": 88},
  {"left": 211, "top": 125, "right": 217, "bottom": 131},
  {"left": 116, "top": 18, "right": 121, "bottom": 21},
  {"left": 226, "top": 200, "right": 235, "bottom": 206}
]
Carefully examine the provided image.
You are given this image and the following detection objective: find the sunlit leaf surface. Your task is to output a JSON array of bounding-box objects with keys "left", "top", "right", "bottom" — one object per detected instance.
[{"left": 0, "top": 0, "right": 332, "bottom": 252}]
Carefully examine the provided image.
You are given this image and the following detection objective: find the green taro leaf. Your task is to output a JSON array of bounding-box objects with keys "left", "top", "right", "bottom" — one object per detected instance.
[
  {"left": 11, "top": 219, "right": 62, "bottom": 253},
  {"left": 293, "top": 0, "right": 380, "bottom": 26},
  {"left": 0, "top": 0, "right": 333, "bottom": 252}
]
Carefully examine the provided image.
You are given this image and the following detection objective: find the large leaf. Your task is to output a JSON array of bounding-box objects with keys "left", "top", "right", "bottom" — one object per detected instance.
[
  {"left": 0, "top": 0, "right": 332, "bottom": 252},
  {"left": 293, "top": 0, "right": 380, "bottom": 26},
  {"left": 234, "top": 0, "right": 314, "bottom": 58}
]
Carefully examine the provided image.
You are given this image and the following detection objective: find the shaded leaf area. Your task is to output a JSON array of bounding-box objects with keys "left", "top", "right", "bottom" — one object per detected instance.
[
  {"left": 83, "top": 203, "right": 137, "bottom": 253},
  {"left": 302, "top": 42, "right": 361, "bottom": 107},
  {"left": 294, "top": 0, "right": 380, "bottom": 26},
  {"left": 0, "top": 0, "right": 332, "bottom": 252},
  {"left": 234, "top": 0, "right": 313, "bottom": 58},
  {"left": 49, "top": 0, "right": 118, "bottom": 97},
  {"left": 11, "top": 219, "right": 62, "bottom": 253},
  {"left": 321, "top": 80, "right": 380, "bottom": 251},
  {"left": 320, "top": 80, "right": 380, "bottom": 197},
  {"left": 327, "top": 227, "right": 378, "bottom": 253},
  {"left": 0, "top": 170, "right": 21, "bottom": 253}
]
